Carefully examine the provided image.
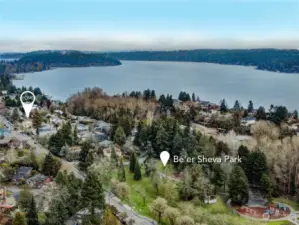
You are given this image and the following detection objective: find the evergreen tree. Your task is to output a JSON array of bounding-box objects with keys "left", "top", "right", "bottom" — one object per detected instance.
[
  {"left": 228, "top": 166, "right": 249, "bottom": 204},
  {"left": 114, "top": 126, "right": 126, "bottom": 146},
  {"left": 48, "top": 131, "right": 64, "bottom": 155},
  {"left": 246, "top": 150, "right": 268, "bottom": 184},
  {"left": 220, "top": 99, "right": 228, "bottom": 113},
  {"left": 192, "top": 93, "right": 196, "bottom": 102},
  {"left": 237, "top": 145, "right": 250, "bottom": 171},
  {"left": 129, "top": 152, "right": 136, "bottom": 173},
  {"left": 13, "top": 212, "right": 27, "bottom": 225},
  {"left": 32, "top": 109, "right": 42, "bottom": 135},
  {"left": 211, "top": 164, "right": 225, "bottom": 193},
  {"left": 248, "top": 100, "right": 254, "bottom": 113},
  {"left": 55, "top": 170, "right": 68, "bottom": 186},
  {"left": 79, "top": 141, "right": 92, "bottom": 171},
  {"left": 134, "top": 160, "right": 142, "bottom": 181},
  {"left": 110, "top": 146, "right": 118, "bottom": 168},
  {"left": 260, "top": 173, "right": 273, "bottom": 201},
  {"left": 294, "top": 110, "right": 298, "bottom": 120},
  {"left": 26, "top": 197, "right": 39, "bottom": 225},
  {"left": 18, "top": 187, "right": 33, "bottom": 213},
  {"left": 256, "top": 106, "right": 266, "bottom": 120},
  {"left": 73, "top": 125, "right": 79, "bottom": 145},
  {"left": 42, "top": 153, "right": 61, "bottom": 177},
  {"left": 118, "top": 158, "right": 126, "bottom": 182},
  {"left": 81, "top": 170, "right": 105, "bottom": 215},
  {"left": 271, "top": 105, "right": 288, "bottom": 125},
  {"left": 233, "top": 100, "right": 241, "bottom": 111},
  {"left": 61, "top": 121, "right": 73, "bottom": 146},
  {"left": 11, "top": 108, "right": 20, "bottom": 122},
  {"left": 45, "top": 197, "right": 68, "bottom": 225}
]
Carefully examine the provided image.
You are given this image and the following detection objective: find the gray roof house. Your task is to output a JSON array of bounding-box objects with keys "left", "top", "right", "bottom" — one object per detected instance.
[
  {"left": 12, "top": 166, "right": 33, "bottom": 185},
  {"left": 99, "top": 140, "right": 112, "bottom": 148}
]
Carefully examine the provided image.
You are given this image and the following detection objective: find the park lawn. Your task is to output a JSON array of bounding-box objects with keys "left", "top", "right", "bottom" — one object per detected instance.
[
  {"left": 273, "top": 197, "right": 299, "bottom": 211},
  {"left": 266, "top": 221, "right": 295, "bottom": 225},
  {"left": 124, "top": 167, "right": 157, "bottom": 218},
  {"left": 203, "top": 196, "right": 231, "bottom": 214}
]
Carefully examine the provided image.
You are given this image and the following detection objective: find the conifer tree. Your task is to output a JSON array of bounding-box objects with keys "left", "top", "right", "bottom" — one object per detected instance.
[
  {"left": 81, "top": 170, "right": 105, "bottom": 215},
  {"left": 32, "top": 109, "right": 42, "bottom": 135},
  {"left": 134, "top": 160, "right": 142, "bottom": 181},
  {"left": 110, "top": 146, "right": 118, "bottom": 168},
  {"left": 26, "top": 197, "right": 39, "bottom": 225},
  {"left": 73, "top": 125, "right": 78, "bottom": 145},
  {"left": 228, "top": 166, "right": 249, "bottom": 204},
  {"left": 42, "top": 153, "right": 61, "bottom": 177},
  {"left": 129, "top": 152, "right": 136, "bottom": 173},
  {"left": 118, "top": 158, "right": 126, "bottom": 182}
]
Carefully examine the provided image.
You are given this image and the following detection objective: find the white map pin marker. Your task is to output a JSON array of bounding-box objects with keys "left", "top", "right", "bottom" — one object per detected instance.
[
  {"left": 160, "top": 151, "right": 170, "bottom": 167},
  {"left": 20, "top": 91, "right": 36, "bottom": 118}
]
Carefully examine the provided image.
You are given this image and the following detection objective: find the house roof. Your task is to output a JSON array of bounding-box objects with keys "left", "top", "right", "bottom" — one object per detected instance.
[
  {"left": 99, "top": 140, "right": 112, "bottom": 146},
  {"left": 27, "top": 174, "right": 47, "bottom": 183},
  {"left": 18, "top": 166, "right": 33, "bottom": 175}
]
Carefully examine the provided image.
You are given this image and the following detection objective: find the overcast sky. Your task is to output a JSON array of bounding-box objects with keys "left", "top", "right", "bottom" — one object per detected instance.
[{"left": 0, "top": 0, "right": 298, "bottom": 52}]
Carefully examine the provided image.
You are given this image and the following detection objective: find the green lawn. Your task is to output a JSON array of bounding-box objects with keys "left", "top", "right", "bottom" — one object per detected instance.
[
  {"left": 123, "top": 167, "right": 156, "bottom": 218},
  {"left": 273, "top": 197, "right": 299, "bottom": 211},
  {"left": 203, "top": 196, "right": 231, "bottom": 214},
  {"left": 267, "top": 221, "right": 294, "bottom": 225}
]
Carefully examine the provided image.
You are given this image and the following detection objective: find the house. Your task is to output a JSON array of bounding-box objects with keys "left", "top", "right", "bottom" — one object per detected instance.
[
  {"left": 1, "top": 91, "right": 7, "bottom": 95},
  {"left": 93, "top": 132, "right": 108, "bottom": 142},
  {"left": 241, "top": 116, "right": 256, "bottom": 126},
  {"left": 8, "top": 137, "right": 23, "bottom": 149},
  {"left": 76, "top": 123, "right": 89, "bottom": 132},
  {"left": 54, "top": 110, "right": 64, "bottom": 115},
  {"left": 26, "top": 174, "right": 52, "bottom": 189},
  {"left": 12, "top": 166, "right": 33, "bottom": 185},
  {"left": 95, "top": 120, "right": 111, "bottom": 133},
  {"left": 99, "top": 140, "right": 112, "bottom": 148},
  {"left": 0, "top": 137, "right": 11, "bottom": 148}
]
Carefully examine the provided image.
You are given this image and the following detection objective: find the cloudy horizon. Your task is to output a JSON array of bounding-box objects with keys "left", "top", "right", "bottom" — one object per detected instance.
[{"left": 0, "top": 0, "right": 298, "bottom": 52}]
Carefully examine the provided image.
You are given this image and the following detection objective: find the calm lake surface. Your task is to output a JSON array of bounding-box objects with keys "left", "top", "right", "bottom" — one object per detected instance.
[{"left": 13, "top": 60, "right": 299, "bottom": 110}]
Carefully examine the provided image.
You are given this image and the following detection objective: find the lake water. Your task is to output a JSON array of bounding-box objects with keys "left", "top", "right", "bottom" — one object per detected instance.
[{"left": 13, "top": 60, "right": 299, "bottom": 110}]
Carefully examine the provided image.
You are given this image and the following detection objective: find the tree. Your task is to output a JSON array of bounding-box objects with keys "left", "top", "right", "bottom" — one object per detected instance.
[
  {"left": 260, "top": 173, "right": 273, "bottom": 201},
  {"left": 237, "top": 145, "right": 250, "bottom": 171},
  {"left": 149, "top": 197, "right": 168, "bottom": 223},
  {"left": 55, "top": 170, "right": 68, "bottom": 186},
  {"left": 81, "top": 170, "right": 105, "bottom": 215},
  {"left": 211, "top": 164, "right": 225, "bottom": 193},
  {"left": 11, "top": 108, "right": 19, "bottom": 122},
  {"left": 48, "top": 131, "right": 64, "bottom": 155},
  {"left": 115, "top": 182, "right": 130, "bottom": 200},
  {"left": 129, "top": 152, "right": 136, "bottom": 173},
  {"left": 13, "top": 212, "right": 27, "bottom": 225},
  {"left": 134, "top": 160, "right": 142, "bottom": 181},
  {"left": 191, "top": 93, "right": 195, "bottom": 102},
  {"left": 42, "top": 153, "right": 61, "bottom": 177},
  {"left": 73, "top": 125, "right": 78, "bottom": 145},
  {"left": 175, "top": 215, "right": 195, "bottom": 225},
  {"left": 248, "top": 100, "right": 254, "bottom": 113},
  {"left": 114, "top": 126, "right": 126, "bottom": 146},
  {"left": 246, "top": 150, "right": 268, "bottom": 184},
  {"left": 32, "top": 109, "right": 42, "bottom": 135},
  {"left": 60, "top": 121, "right": 73, "bottom": 146},
  {"left": 164, "top": 207, "right": 180, "bottom": 225},
  {"left": 45, "top": 196, "right": 69, "bottom": 225},
  {"left": 220, "top": 99, "right": 228, "bottom": 113},
  {"left": 294, "top": 110, "right": 298, "bottom": 120},
  {"left": 26, "top": 197, "right": 39, "bottom": 225},
  {"left": 159, "top": 181, "right": 179, "bottom": 206},
  {"left": 271, "top": 106, "right": 288, "bottom": 125},
  {"left": 256, "top": 106, "right": 266, "bottom": 120},
  {"left": 102, "top": 207, "right": 118, "bottom": 225},
  {"left": 79, "top": 141, "right": 92, "bottom": 171},
  {"left": 18, "top": 187, "right": 33, "bottom": 213},
  {"left": 110, "top": 146, "right": 118, "bottom": 168},
  {"left": 118, "top": 158, "right": 126, "bottom": 182},
  {"left": 228, "top": 166, "right": 249, "bottom": 204},
  {"left": 233, "top": 100, "right": 241, "bottom": 111}
]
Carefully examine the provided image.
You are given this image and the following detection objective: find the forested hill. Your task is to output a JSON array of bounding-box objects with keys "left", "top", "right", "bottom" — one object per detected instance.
[
  {"left": 18, "top": 50, "right": 121, "bottom": 67},
  {"left": 108, "top": 49, "right": 299, "bottom": 73}
]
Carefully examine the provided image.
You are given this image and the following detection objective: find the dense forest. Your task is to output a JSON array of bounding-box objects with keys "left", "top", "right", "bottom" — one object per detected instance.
[
  {"left": 0, "top": 50, "right": 121, "bottom": 76},
  {"left": 109, "top": 49, "right": 299, "bottom": 73}
]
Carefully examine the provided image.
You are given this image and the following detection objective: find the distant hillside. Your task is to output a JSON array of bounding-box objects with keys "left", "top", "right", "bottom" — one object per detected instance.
[
  {"left": 19, "top": 50, "right": 121, "bottom": 67},
  {"left": 108, "top": 49, "right": 299, "bottom": 73}
]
